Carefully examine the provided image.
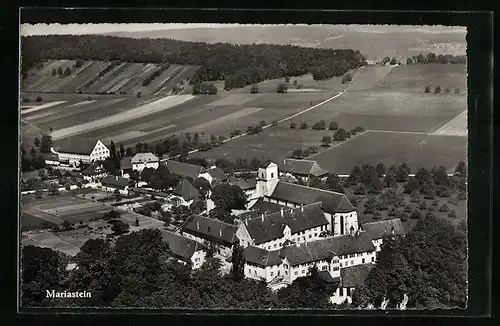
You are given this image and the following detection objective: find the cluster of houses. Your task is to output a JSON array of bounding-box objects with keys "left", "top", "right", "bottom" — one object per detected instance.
[{"left": 47, "top": 137, "right": 406, "bottom": 304}]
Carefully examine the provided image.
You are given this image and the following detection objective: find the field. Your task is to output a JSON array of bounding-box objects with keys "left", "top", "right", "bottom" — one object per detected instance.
[
  {"left": 21, "top": 194, "right": 112, "bottom": 231},
  {"left": 309, "top": 130, "right": 466, "bottom": 174},
  {"left": 22, "top": 60, "right": 200, "bottom": 96}
]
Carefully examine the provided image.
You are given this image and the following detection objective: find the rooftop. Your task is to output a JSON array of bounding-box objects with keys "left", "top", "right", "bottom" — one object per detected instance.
[
  {"left": 54, "top": 137, "right": 102, "bottom": 155},
  {"left": 269, "top": 181, "right": 356, "bottom": 214},
  {"left": 243, "top": 245, "right": 282, "bottom": 268},
  {"left": 131, "top": 152, "right": 159, "bottom": 164},
  {"left": 361, "top": 218, "right": 406, "bottom": 240},
  {"left": 162, "top": 160, "right": 204, "bottom": 180},
  {"left": 228, "top": 177, "right": 257, "bottom": 190},
  {"left": 205, "top": 167, "right": 228, "bottom": 182},
  {"left": 101, "top": 175, "right": 129, "bottom": 189},
  {"left": 340, "top": 263, "right": 374, "bottom": 288},
  {"left": 278, "top": 159, "right": 329, "bottom": 177},
  {"left": 120, "top": 156, "right": 133, "bottom": 170},
  {"left": 173, "top": 179, "right": 201, "bottom": 201},
  {"left": 161, "top": 230, "right": 205, "bottom": 262},
  {"left": 82, "top": 162, "right": 107, "bottom": 176},
  {"left": 182, "top": 215, "right": 238, "bottom": 247}
]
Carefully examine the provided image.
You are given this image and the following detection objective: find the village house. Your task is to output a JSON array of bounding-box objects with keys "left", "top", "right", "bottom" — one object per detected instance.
[
  {"left": 101, "top": 175, "right": 130, "bottom": 195},
  {"left": 277, "top": 158, "right": 329, "bottom": 181},
  {"left": 52, "top": 137, "right": 110, "bottom": 167},
  {"left": 228, "top": 177, "right": 258, "bottom": 203},
  {"left": 40, "top": 152, "right": 60, "bottom": 166},
  {"left": 199, "top": 166, "right": 228, "bottom": 185},
  {"left": 236, "top": 202, "right": 330, "bottom": 251},
  {"left": 162, "top": 159, "right": 205, "bottom": 181},
  {"left": 82, "top": 162, "right": 108, "bottom": 183},
  {"left": 161, "top": 230, "right": 206, "bottom": 269},
  {"left": 119, "top": 156, "right": 133, "bottom": 177},
  {"left": 252, "top": 161, "right": 359, "bottom": 237},
  {"left": 330, "top": 263, "right": 374, "bottom": 305},
  {"left": 182, "top": 215, "right": 238, "bottom": 259},
  {"left": 242, "top": 229, "right": 375, "bottom": 291},
  {"left": 171, "top": 179, "right": 201, "bottom": 207},
  {"left": 131, "top": 152, "right": 160, "bottom": 172},
  {"left": 361, "top": 218, "right": 406, "bottom": 253}
]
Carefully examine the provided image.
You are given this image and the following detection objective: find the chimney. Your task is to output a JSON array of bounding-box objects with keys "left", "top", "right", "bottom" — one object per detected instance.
[
  {"left": 219, "top": 229, "right": 222, "bottom": 237},
  {"left": 281, "top": 207, "right": 284, "bottom": 217},
  {"left": 261, "top": 214, "right": 265, "bottom": 222},
  {"left": 197, "top": 221, "right": 199, "bottom": 230}
]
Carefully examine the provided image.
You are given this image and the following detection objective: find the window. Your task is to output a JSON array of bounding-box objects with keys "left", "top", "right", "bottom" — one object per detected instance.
[
  {"left": 308, "top": 235, "right": 312, "bottom": 239},
  {"left": 248, "top": 268, "right": 252, "bottom": 274},
  {"left": 254, "top": 270, "right": 257, "bottom": 275},
  {"left": 340, "top": 263, "right": 342, "bottom": 267},
  {"left": 347, "top": 288, "right": 351, "bottom": 296},
  {"left": 362, "top": 258, "right": 365, "bottom": 264},
  {"left": 274, "top": 244, "right": 277, "bottom": 248},
  {"left": 294, "top": 271, "right": 298, "bottom": 276},
  {"left": 271, "top": 173, "right": 274, "bottom": 178},
  {"left": 195, "top": 258, "right": 200, "bottom": 262},
  {"left": 314, "top": 233, "right": 317, "bottom": 237},
  {"left": 270, "top": 272, "right": 274, "bottom": 277},
  {"left": 333, "top": 266, "right": 339, "bottom": 271},
  {"left": 278, "top": 270, "right": 281, "bottom": 276},
  {"left": 302, "top": 270, "right": 305, "bottom": 275},
  {"left": 322, "top": 265, "right": 327, "bottom": 271},
  {"left": 371, "top": 257, "right": 375, "bottom": 262},
  {"left": 339, "top": 287, "right": 344, "bottom": 296},
  {"left": 285, "top": 271, "right": 288, "bottom": 275},
  {"left": 351, "top": 261, "right": 354, "bottom": 265},
  {"left": 345, "top": 261, "right": 349, "bottom": 266}
]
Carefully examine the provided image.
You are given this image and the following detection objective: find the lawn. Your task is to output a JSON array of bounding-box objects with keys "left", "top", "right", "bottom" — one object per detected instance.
[
  {"left": 346, "top": 65, "right": 396, "bottom": 92},
  {"left": 310, "top": 130, "right": 467, "bottom": 175},
  {"left": 374, "top": 63, "right": 467, "bottom": 93},
  {"left": 295, "top": 90, "right": 466, "bottom": 133}
]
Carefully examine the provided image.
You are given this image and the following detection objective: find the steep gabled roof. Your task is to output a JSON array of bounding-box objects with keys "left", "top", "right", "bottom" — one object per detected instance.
[
  {"left": 82, "top": 162, "right": 108, "bottom": 176},
  {"left": 279, "top": 232, "right": 375, "bottom": 266},
  {"left": 259, "top": 160, "right": 275, "bottom": 168},
  {"left": 238, "top": 198, "right": 284, "bottom": 221},
  {"left": 244, "top": 202, "right": 328, "bottom": 245},
  {"left": 206, "top": 167, "right": 228, "bottom": 182},
  {"left": 362, "top": 218, "right": 406, "bottom": 240},
  {"left": 269, "top": 181, "right": 355, "bottom": 214},
  {"left": 120, "top": 157, "right": 133, "bottom": 170},
  {"left": 131, "top": 152, "right": 159, "bottom": 164},
  {"left": 162, "top": 160, "right": 204, "bottom": 180},
  {"left": 278, "top": 159, "right": 329, "bottom": 177},
  {"left": 54, "top": 137, "right": 102, "bottom": 155},
  {"left": 173, "top": 179, "right": 201, "bottom": 201},
  {"left": 182, "top": 215, "right": 238, "bottom": 247},
  {"left": 101, "top": 175, "right": 129, "bottom": 189},
  {"left": 161, "top": 230, "right": 205, "bottom": 262},
  {"left": 243, "top": 246, "right": 282, "bottom": 268},
  {"left": 340, "top": 264, "right": 374, "bottom": 288}
]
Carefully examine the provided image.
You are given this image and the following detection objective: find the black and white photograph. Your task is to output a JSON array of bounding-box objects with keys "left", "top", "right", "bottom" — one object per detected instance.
[{"left": 19, "top": 16, "right": 470, "bottom": 311}]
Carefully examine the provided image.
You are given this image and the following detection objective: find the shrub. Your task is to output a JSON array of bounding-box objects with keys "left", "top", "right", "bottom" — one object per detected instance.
[
  {"left": 333, "top": 128, "right": 348, "bottom": 141},
  {"left": 290, "top": 122, "right": 297, "bottom": 129},
  {"left": 259, "top": 120, "right": 266, "bottom": 127},
  {"left": 300, "top": 122, "right": 308, "bottom": 129},
  {"left": 444, "top": 88, "right": 450, "bottom": 94},
  {"left": 439, "top": 204, "right": 449, "bottom": 212},
  {"left": 329, "top": 121, "right": 339, "bottom": 130},
  {"left": 434, "top": 86, "right": 441, "bottom": 94},
  {"left": 321, "top": 136, "right": 332, "bottom": 147},
  {"left": 277, "top": 83, "right": 288, "bottom": 93},
  {"left": 353, "top": 185, "right": 366, "bottom": 195},
  {"left": 424, "top": 86, "right": 431, "bottom": 93},
  {"left": 448, "top": 209, "right": 457, "bottom": 218},
  {"left": 312, "top": 120, "right": 327, "bottom": 130},
  {"left": 285, "top": 76, "right": 290, "bottom": 83},
  {"left": 250, "top": 84, "right": 259, "bottom": 94},
  {"left": 35, "top": 96, "right": 43, "bottom": 102}
]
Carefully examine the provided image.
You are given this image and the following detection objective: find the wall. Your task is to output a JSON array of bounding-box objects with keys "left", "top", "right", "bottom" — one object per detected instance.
[
  {"left": 289, "top": 257, "right": 340, "bottom": 283},
  {"left": 338, "top": 250, "right": 376, "bottom": 268},
  {"left": 330, "top": 286, "right": 353, "bottom": 305},
  {"left": 133, "top": 161, "right": 159, "bottom": 172},
  {"left": 236, "top": 223, "right": 254, "bottom": 248},
  {"left": 58, "top": 152, "right": 91, "bottom": 165},
  {"left": 190, "top": 250, "right": 206, "bottom": 269},
  {"left": 102, "top": 185, "right": 128, "bottom": 195},
  {"left": 90, "top": 140, "right": 110, "bottom": 162}
]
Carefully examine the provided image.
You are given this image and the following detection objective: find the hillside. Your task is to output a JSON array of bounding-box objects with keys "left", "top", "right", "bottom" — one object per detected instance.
[{"left": 104, "top": 25, "right": 467, "bottom": 60}]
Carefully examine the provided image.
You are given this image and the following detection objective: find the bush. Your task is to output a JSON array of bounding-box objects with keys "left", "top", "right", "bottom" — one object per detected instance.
[
  {"left": 400, "top": 213, "right": 408, "bottom": 221},
  {"left": 290, "top": 122, "right": 297, "bottom": 129},
  {"left": 285, "top": 76, "right": 290, "bottom": 83},
  {"left": 137, "top": 91, "right": 142, "bottom": 98},
  {"left": 411, "top": 210, "right": 423, "bottom": 219},
  {"left": 300, "top": 122, "right": 308, "bottom": 129},
  {"left": 444, "top": 88, "right": 450, "bottom": 94},
  {"left": 329, "top": 121, "right": 339, "bottom": 130},
  {"left": 277, "top": 83, "right": 288, "bottom": 93},
  {"left": 432, "top": 199, "right": 440, "bottom": 206},
  {"left": 434, "top": 86, "right": 441, "bottom": 94},
  {"left": 333, "top": 128, "right": 348, "bottom": 141},
  {"left": 424, "top": 86, "right": 431, "bottom": 93},
  {"left": 271, "top": 120, "right": 278, "bottom": 127},
  {"left": 448, "top": 209, "right": 457, "bottom": 218},
  {"left": 250, "top": 84, "right": 259, "bottom": 94},
  {"left": 424, "top": 189, "right": 436, "bottom": 199},
  {"left": 341, "top": 73, "right": 353, "bottom": 84},
  {"left": 35, "top": 96, "right": 43, "bottom": 102},
  {"left": 373, "top": 211, "right": 382, "bottom": 220},
  {"left": 293, "top": 80, "right": 298, "bottom": 86},
  {"left": 259, "top": 120, "right": 266, "bottom": 127},
  {"left": 439, "top": 204, "right": 449, "bottom": 212},
  {"left": 321, "top": 136, "right": 332, "bottom": 147},
  {"left": 404, "top": 204, "right": 412, "bottom": 213},
  {"left": 454, "top": 88, "right": 460, "bottom": 94},
  {"left": 312, "top": 120, "right": 327, "bottom": 130}
]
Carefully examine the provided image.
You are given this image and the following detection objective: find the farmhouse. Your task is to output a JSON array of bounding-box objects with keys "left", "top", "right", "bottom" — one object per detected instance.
[
  {"left": 131, "top": 152, "right": 160, "bottom": 172},
  {"left": 162, "top": 160, "right": 204, "bottom": 180},
  {"left": 361, "top": 218, "right": 406, "bottom": 253},
  {"left": 52, "top": 137, "right": 110, "bottom": 167},
  {"left": 243, "top": 230, "right": 376, "bottom": 290},
  {"left": 171, "top": 179, "right": 201, "bottom": 206},
  {"left": 161, "top": 230, "right": 206, "bottom": 269},
  {"left": 199, "top": 166, "right": 228, "bottom": 185},
  {"left": 182, "top": 215, "right": 238, "bottom": 259},
  {"left": 40, "top": 152, "right": 60, "bottom": 166},
  {"left": 82, "top": 162, "right": 108, "bottom": 183},
  {"left": 101, "top": 175, "right": 130, "bottom": 195},
  {"left": 330, "top": 263, "right": 374, "bottom": 305},
  {"left": 236, "top": 202, "right": 329, "bottom": 251},
  {"left": 277, "top": 158, "right": 329, "bottom": 181},
  {"left": 253, "top": 161, "right": 359, "bottom": 237},
  {"left": 120, "top": 156, "right": 133, "bottom": 177}
]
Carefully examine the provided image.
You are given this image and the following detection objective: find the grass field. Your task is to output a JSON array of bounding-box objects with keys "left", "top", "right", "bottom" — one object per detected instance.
[{"left": 310, "top": 130, "right": 467, "bottom": 174}]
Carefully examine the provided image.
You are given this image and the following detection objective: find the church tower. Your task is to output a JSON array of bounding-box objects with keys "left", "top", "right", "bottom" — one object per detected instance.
[{"left": 256, "top": 160, "right": 279, "bottom": 197}]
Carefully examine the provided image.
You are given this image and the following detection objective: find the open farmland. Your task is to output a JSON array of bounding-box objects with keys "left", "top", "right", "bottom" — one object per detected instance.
[
  {"left": 21, "top": 194, "right": 113, "bottom": 231},
  {"left": 346, "top": 65, "right": 396, "bottom": 91},
  {"left": 374, "top": 63, "right": 467, "bottom": 92},
  {"left": 21, "top": 60, "right": 200, "bottom": 96},
  {"left": 309, "top": 130, "right": 466, "bottom": 174}
]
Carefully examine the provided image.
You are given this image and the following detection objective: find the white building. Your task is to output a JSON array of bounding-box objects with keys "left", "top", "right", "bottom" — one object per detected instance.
[
  {"left": 161, "top": 230, "right": 206, "bottom": 269},
  {"left": 171, "top": 179, "right": 201, "bottom": 207},
  {"left": 199, "top": 166, "right": 228, "bottom": 185},
  {"left": 82, "top": 162, "right": 108, "bottom": 183},
  {"left": 52, "top": 137, "right": 110, "bottom": 167},
  {"left": 131, "top": 152, "right": 160, "bottom": 172}
]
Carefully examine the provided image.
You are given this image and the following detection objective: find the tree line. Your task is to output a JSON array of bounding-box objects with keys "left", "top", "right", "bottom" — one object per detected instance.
[
  {"left": 406, "top": 52, "right": 466, "bottom": 65},
  {"left": 21, "top": 35, "right": 365, "bottom": 89}
]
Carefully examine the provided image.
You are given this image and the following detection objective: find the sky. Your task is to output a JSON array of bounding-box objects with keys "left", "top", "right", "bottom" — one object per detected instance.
[{"left": 20, "top": 23, "right": 466, "bottom": 36}]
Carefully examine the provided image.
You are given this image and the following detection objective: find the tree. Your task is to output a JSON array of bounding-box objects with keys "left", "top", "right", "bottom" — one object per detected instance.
[
  {"left": 455, "top": 161, "right": 467, "bottom": 176},
  {"left": 48, "top": 183, "right": 59, "bottom": 195},
  {"left": 277, "top": 83, "right": 288, "bottom": 93},
  {"left": 439, "top": 204, "right": 449, "bottom": 212},
  {"left": 39, "top": 135, "right": 52, "bottom": 153},
  {"left": 135, "top": 217, "right": 140, "bottom": 226},
  {"left": 57, "top": 67, "right": 63, "bottom": 75},
  {"left": 63, "top": 66, "right": 71, "bottom": 76},
  {"left": 376, "top": 162, "right": 386, "bottom": 177},
  {"left": 328, "top": 121, "right": 339, "bottom": 130},
  {"left": 312, "top": 120, "right": 326, "bottom": 130},
  {"left": 290, "top": 122, "right": 297, "bottom": 129},
  {"left": 321, "top": 136, "right": 332, "bottom": 147},
  {"left": 136, "top": 91, "right": 142, "bottom": 98},
  {"left": 433, "top": 165, "right": 449, "bottom": 186},
  {"left": 444, "top": 88, "right": 450, "bottom": 94},
  {"left": 406, "top": 58, "right": 414, "bottom": 64},
  {"left": 411, "top": 209, "right": 422, "bottom": 219},
  {"left": 293, "top": 80, "right": 298, "bottom": 86},
  {"left": 230, "top": 243, "right": 246, "bottom": 281},
  {"left": 64, "top": 182, "right": 71, "bottom": 191},
  {"left": 454, "top": 88, "right": 460, "bottom": 94},
  {"left": 259, "top": 120, "right": 266, "bottom": 127},
  {"left": 250, "top": 84, "right": 259, "bottom": 94},
  {"left": 290, "top": 148, "right": 304, "bottom": 159},
  {"left": 390, "top": 57, "right": 398, "bottom": 65},
  {"left": 395, "top": 163, "right": 410, "bottom": 182},
  {"left": 51, "top": 68, "right": 57, "bottom": 75},
  {"left": 34, "top": 137, "right": 40, "bottom": 147},
  {"left": 300, "top": 122, "right": 308, "bottom": 129},
  {"left": 415, "top": 167, "right": 432, "bottom": 189},
  {"left": 211, "top": 184, "right": 247, "bottom": 210},
  {"left": 112, "top": 221, "right": 130, "bottom": 235},
  {"left": 434, "top": 86, "right": 441, "bottom": 94},
  {"left": 30, "top": 147, "right": 36, "bottom": 156},
  {"left": 333, "top": 128, "right": 348, "bottom": 141},
  {"left": 348, "top": 166, "right": 362, "bottom": 185},
  {"left": 424, "top": 86, "right": 431, "bottom": 93},
  {"left": 448, "top": 209, "right": 457, "bottom": 218},
  {"left": 34, "top": 188, "right": 43, "bottom": 198}
]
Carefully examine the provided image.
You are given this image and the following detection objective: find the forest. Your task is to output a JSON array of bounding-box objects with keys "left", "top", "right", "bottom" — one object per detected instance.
[{"left": 21, "top": 35, "right": 365, "bottom": 89}]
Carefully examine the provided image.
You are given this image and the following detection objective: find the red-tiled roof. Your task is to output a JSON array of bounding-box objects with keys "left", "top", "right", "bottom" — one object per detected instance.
[{"left": 269, "top": 181, "right": 355, "bottom": 214}]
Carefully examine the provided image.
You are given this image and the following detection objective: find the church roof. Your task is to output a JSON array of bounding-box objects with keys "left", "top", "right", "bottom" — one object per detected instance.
[
  {"left": 259, "top": 160, "right": 275, "bottom": 168},
  {"left": 269, "top": 181, "right": 355, "bottom": 214},
  {"left": 243, "top": 202, "right": 328, "bottom": 245}
]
